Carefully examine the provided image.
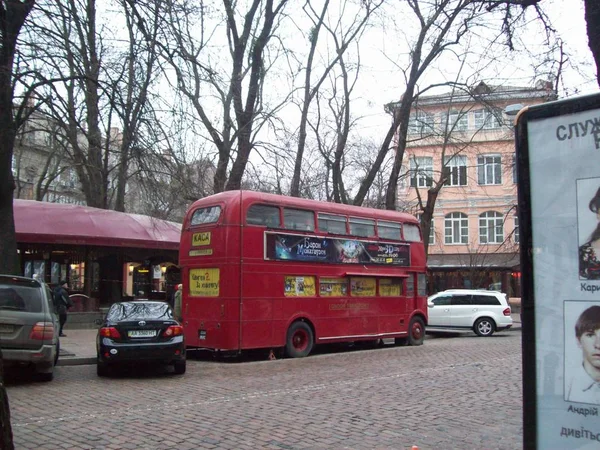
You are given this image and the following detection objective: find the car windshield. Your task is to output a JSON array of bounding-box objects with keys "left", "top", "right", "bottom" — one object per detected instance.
[
  {"left": 107, "top": 302, "right": 172, "bottom": 321},
  {"left": 0, "top": 285, "right": 42, "bottom": 313}
]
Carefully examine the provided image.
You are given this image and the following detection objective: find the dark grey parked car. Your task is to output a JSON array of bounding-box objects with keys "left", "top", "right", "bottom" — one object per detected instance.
[{"left": 0, "top": 275, "right": 60, "bottom": 381}]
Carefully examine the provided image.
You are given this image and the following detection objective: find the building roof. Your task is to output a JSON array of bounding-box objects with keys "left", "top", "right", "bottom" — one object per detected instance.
[
  {"left": 14, "top": 200, "right": 181, "bottom": 250},
  {"left": 386, "top": 81, "right": 557, "bottom": 111}
]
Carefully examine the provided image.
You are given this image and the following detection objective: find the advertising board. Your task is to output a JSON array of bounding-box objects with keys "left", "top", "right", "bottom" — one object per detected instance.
[{"left": 516, "top": 93, "right": 600, "bottom": 449}]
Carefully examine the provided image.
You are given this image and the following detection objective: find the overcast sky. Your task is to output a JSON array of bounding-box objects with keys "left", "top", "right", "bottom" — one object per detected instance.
[
  {"left": 344, "top": 0, "right": 596, "bottom": 140},
  {"left": 96, "top": 1, "right": 598, "bottom": 163}
]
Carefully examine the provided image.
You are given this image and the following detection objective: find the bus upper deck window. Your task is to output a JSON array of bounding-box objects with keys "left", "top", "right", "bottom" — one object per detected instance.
[
  {"left": 247, "top": 204, "right": 281, "bottom": 227},
  {"left": 190, "top": 206, "right": 221, "bottom": 226},
  {"left": 283, "top": 208, "right": 314, "bottom": 231},
  {"left": 378, "top": 220, "right": 401, "bottom": 240},
  {"left": 317, "top": 213, "right": 347, "bottom": 235},
  {"left": 349, "top": 217, "right": 375, "bottom": 237},
  {"left": 403, "top": 223, "right": 422, "bottom": 242}
]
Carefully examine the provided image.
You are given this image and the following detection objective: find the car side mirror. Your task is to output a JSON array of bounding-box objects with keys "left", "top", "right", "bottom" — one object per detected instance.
[
  {"left": 427, "top": 302, "right": 434, "bottom": 308},
  {"left": 94, "top": 318, "right": 103, "bottom": 326}
]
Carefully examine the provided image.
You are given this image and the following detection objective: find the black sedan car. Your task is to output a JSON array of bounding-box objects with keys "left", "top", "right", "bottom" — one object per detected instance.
[{"left": 96, "top": 300, "right": 186, "bottom": 377}]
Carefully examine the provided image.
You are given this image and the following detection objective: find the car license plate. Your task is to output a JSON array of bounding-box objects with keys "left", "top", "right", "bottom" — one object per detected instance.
[
  {"left": 128, "top": 330, "right": 156, "bottom": 338},
  {"left": 0, "top": 324, "right": 13, "bottom": 333}
]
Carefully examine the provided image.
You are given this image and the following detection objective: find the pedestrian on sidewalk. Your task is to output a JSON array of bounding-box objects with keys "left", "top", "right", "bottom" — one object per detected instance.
[
  {"left": 173, "top": 284, "right": 183, "bottom": 322},
  {"left": 53, "top": 280, "right": 73, "bottom": 337}
]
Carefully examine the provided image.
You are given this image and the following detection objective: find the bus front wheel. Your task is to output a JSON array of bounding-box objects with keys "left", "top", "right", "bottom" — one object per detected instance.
[
  {"left": 285, "top": 321, "right": 314, "bottom": 358},
  {"left": 408, "top": 316, "right": 425, "bottom": 346}
]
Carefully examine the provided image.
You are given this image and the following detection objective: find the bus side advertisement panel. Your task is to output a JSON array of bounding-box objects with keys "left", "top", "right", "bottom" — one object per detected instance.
[{"left": 266, "top": 233, "right": 410, "bottom": 266}]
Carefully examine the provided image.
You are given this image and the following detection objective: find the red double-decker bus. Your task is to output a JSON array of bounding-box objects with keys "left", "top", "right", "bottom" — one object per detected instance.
[{"left": 179, "top": 191, "right": 428, "bottom": 357}]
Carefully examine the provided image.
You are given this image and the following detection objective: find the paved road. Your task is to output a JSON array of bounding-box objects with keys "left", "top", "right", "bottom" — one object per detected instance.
[{"left": 6, "top": 333, "right": 523, "bottom": 450}]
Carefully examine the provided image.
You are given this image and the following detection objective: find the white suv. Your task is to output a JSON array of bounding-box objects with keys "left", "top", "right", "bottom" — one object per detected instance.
[{"left": 426, "top": 289, "right": 513, "bottom": 336}]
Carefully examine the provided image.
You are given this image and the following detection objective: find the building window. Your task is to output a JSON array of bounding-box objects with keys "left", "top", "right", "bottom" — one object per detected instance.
[
  {"left": 445, "top": 212, "right": 468, "bottom": 244},
  {"left": 477, "top": 154, "right": 502, "bottom": 185},
  {"left": 409, "top": 156, "right": 433, "bottom": 188},
  {"left": 61, "top": 168, "right": 78, "bottom": 188},
  {"left": 474, "top": 108, "right": 502, "bottom": 130},
  {"left": 514, "top": 216, "right": 519, "bottom": 244},
  {"left": 479, "top": 211, "right": 504, "bottom": 244},
  {"left": 443, "top": 155, "right": 467, "bottom": 186},
  {"left": 512, "top": 154, "right": 517, "bottom": 184},
  {"left": 448, "top": 111, "right": 468, "bottom": 132},
  {"left": 418, "top": 214, "right": 434, "bottom": 245},
  {"left": 67, "top": 168, "right": 78, "bottom": 188},
  {"left": 408, "top": 111, "right": 435, "bottom": 136},
  {"left": 399, "top": 165, "right": 409, "bottom": 189}
]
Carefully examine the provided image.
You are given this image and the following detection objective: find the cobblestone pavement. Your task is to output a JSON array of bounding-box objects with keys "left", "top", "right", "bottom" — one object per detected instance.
[{"left": 6, "top": 333, "right": 523, "bottom": 450}]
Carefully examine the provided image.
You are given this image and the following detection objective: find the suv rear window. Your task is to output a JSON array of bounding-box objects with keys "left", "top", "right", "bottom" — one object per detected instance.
[
  {"left": 472, "top": 294, "right": 501, "bottom": 306},
  {"left": 0, "top": 285, "right": 42, "bottom": 313},
  {"left": 107, "top": 302, "right": 172, "bottom": 321}
]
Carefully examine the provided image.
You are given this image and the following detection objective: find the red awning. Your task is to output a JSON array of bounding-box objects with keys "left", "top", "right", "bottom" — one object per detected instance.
[{"left": 14, "top": 200, "right": 181, "bottom": 250}]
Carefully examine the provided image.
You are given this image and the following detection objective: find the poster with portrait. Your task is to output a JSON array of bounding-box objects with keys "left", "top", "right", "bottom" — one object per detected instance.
[
  {"left": 517, "top": 93, "right": 600, "bottom": 450},
  {"left": 564, "top": 300, "right": 600, "bottom": 406},
  {"left": 577, "top": 177, "right": 600, "bottom": 280}
]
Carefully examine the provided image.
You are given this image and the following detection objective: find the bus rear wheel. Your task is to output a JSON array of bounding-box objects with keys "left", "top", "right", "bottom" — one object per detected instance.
[
  {"left": 408, "top": 316, "right": 425, "bottom": 346},
  {"left": 285, "top": 321, "right": 314, "bottom": 358}
]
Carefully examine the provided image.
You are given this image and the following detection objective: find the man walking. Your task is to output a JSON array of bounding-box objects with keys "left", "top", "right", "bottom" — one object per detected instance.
[{"left": 53, "top": 280, "right": 73, "bottom": 337}]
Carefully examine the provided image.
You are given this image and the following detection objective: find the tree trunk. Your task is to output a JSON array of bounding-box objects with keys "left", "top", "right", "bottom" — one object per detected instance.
[
  {"left": 114, "top": 130, "right": 130, "bottom": 212},
  {"left": 585, "top": 0, "right": 600, "bottom": 87},
  {"left": 353, "top": 112, "right": 401, "bottom": 207},
  {"left": 384, "top": 88, "right": 415, "bottom": 210},
  {"left": 420, "top": 188, "right": 440, "bottom": 256},
  {"left": 0, "top": 0, "right": 35, "bottom": 275},
  {"left": 0, "top": 350, "right": 14, "bottom": 450},
  {"left": 0, "top": 91, "right": 18, "bottom": 274},
  {"left": 226, "top": 127, "right": 252, "bottom": 191},
  {"left": 84, "top": 0, "right": 106, "bottom": 208},
  {"left": 290, "top": 0, "right": 329, "bottom": 198}
]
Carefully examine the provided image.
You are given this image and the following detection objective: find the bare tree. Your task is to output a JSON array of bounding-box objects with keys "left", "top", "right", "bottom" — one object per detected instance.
[
  {"left": 482, "top": 0, "right": 600, "bottom": 87},
  {"left": 110, "top": 0, "right": 163, "bottom": 211},
  {"left": 131, "top": 0, "right": 289, "bottom": 194},
  {"left": 353, "top": 0, "right": 489, "bottom": 210},
  {"left": 289, "top": 0, "right": 381, "bottom": 197},
  {"left": 17, "top": 0, "right": 164, "bottom": 210}
]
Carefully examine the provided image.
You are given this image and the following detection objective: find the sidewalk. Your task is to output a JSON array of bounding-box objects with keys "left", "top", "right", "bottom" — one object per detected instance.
[
  {"left": 57, "top": 329, "right": 98, "bottom": 366},
  {"left": 57, "top": 314, "right": 522, "bottom": 367}
]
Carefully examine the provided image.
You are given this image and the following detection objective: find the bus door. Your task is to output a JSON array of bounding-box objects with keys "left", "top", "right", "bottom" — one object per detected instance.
[
  {"left": 378, "top": 276, "right": 408, "bottom": 335},
  {"left": 316, "top": 277, "right": 351, "bottom": 340},
  {"left": 347, "top": 276, "right": 379, "bottom": 338}
]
